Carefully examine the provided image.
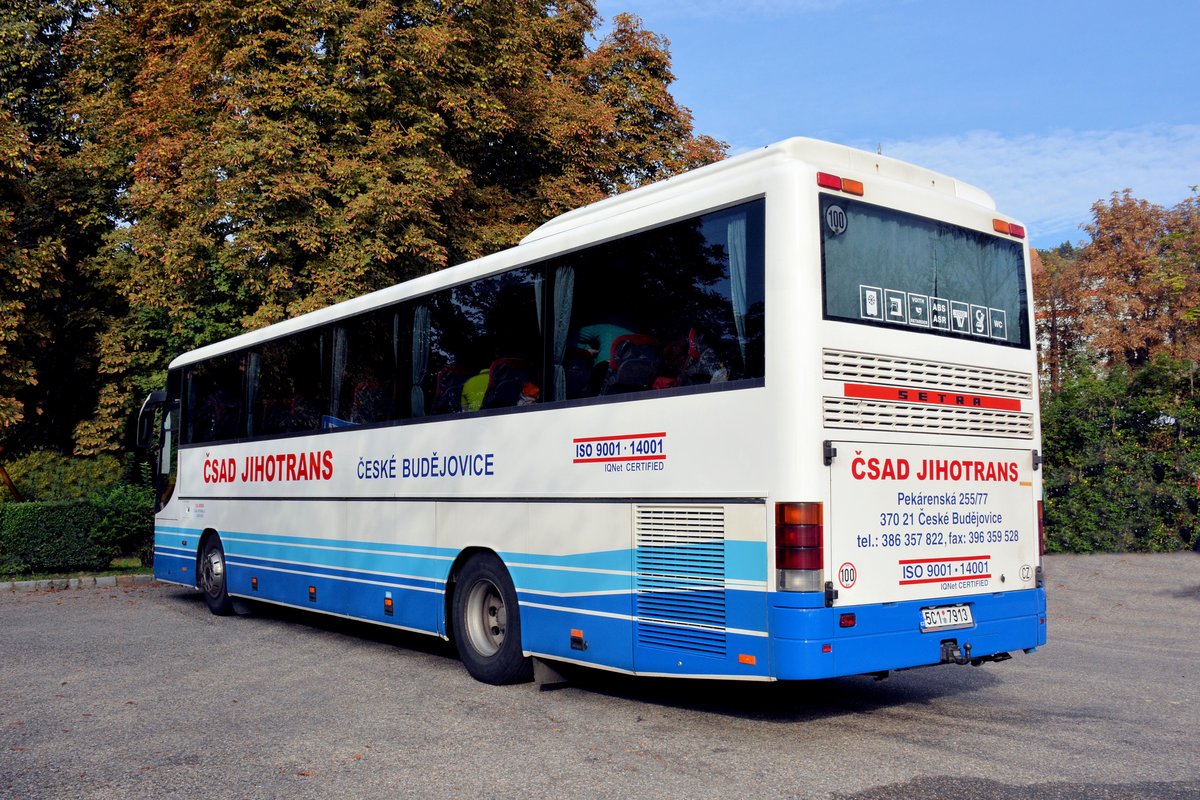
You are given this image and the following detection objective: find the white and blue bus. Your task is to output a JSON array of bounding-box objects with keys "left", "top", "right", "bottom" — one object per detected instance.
[{"left": 138, "top": 138, "right": 1046, "bottom": 685}]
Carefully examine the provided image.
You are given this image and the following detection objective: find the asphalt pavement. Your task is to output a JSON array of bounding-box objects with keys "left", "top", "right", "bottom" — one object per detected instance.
[{"left": 1, "top": 552, "right": 1197, "bottom": 799}]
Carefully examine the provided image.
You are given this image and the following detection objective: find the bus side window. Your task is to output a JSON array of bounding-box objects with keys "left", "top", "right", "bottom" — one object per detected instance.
[
  {"left": 331, "top": 308, "right": 400, "bottom": 427},
  {"left": 558, "top": 200, "right": 765, "bottom": 401},
  {"left": 251, "top": 332, "right": 326, "bottom": 436},
  {"left": 184, "top": 353, "right": 245, "bottom": 445},
  {"left": 422, "top": 268, "right": 544, "bottom": 416}
]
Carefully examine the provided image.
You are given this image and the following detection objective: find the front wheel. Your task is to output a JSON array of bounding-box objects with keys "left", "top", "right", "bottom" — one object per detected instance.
[
  {"left": 452, "top": 553, "right": 532, "bottom": 685},
  {"left": 199, "top": 536, "right": 234, "bottom": 616}
]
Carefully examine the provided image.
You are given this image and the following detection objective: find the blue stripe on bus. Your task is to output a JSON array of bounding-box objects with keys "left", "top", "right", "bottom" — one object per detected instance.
[
  {"left": 157, "top": 525, "right": 957, "bottom": 679},
  {"left": 154, "top": 527, "right": 768, "bottom": 591},
  {"left": 224, "top": 540, "right": 451, "bottom": 583},
  {"left": 227, "top": 553, "right": 446, "bottom": 592},
  {"left": 518, "top": 586, "right": 768, "bottom": 634},
  {"left": 154, "top": 523, "right": 1046, "bottom": 678}
]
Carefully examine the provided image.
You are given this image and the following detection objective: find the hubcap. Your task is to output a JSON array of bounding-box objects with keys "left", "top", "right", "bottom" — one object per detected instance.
[
  {"left": 202, "top": 547, "right": 224, "bottom": 596},
  {"left": 464, "top": 579, "right": 506, "bottom": 657}
]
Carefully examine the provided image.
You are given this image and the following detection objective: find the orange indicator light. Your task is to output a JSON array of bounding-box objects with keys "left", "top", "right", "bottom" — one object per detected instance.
[{"left": 738, "top": 654, "right": 757, "bottom": 665}]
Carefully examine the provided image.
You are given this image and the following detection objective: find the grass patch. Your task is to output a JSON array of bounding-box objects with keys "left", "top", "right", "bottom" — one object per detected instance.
[{"left": 3, "top": 556, "right": 153, "bottom": 582}]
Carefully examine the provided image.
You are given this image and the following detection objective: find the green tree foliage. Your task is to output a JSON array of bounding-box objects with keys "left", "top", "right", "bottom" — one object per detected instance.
[
  {"left": 0, "top": 449, "right": 123, "bottom": 503},
  {"left": 1042, "top": 358, "right": 1199, "bottom": 553},
  {"left": 0, "top": 0, "right": 124, "bottom": 452},
  {"left": 62, "top": 0, "right": 724, "bottom": 452},
  {"left": 1034, "top": 189, "right": 1199, "bottom": 552}
]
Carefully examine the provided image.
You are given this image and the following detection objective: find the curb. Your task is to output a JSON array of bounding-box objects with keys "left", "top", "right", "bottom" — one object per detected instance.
[{"left": 0, "top": 573, "right": 157, "bottom": 593}]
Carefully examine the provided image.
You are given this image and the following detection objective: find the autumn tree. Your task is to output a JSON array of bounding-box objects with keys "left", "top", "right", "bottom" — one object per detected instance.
[
  {"left": 0, "top": 0, "right": 118, "bottom": 452},
  {"left": 1036, "top": 190, "right": 1200, "bottom": 553},
  {"left": 1160, "top": 188, "right": 1200, "bottom": 386},
  {"left": 66, "top": 0, "right": 725, "bottom": 452},
  {"left": 1075, "top": 190, "right": 1200, "bottom": 370},
  {"left": 1031, "top": 243, "right": 1085, "bottom": 393}
]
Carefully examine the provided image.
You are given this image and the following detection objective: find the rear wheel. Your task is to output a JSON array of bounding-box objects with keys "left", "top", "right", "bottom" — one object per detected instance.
[
  {"left": 452, "top": 553, "right": 532, "bottom": 685},
  {"left": 199, "top": 536, "right": 234, "bottom": 616}
]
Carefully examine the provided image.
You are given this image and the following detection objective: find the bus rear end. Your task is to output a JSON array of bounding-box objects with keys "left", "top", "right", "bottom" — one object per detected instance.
[{"left": 772, "top": 151, "right": 1046, "bottom": 679}]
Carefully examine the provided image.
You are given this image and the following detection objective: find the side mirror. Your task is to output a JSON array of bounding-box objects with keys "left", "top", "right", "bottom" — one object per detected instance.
[{"left": 136, "top": 391, "right": 168, "bottom": 449}]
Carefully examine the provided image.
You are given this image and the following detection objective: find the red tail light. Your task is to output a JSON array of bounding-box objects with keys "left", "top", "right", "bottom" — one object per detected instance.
[{"left": 777, "top": 502, "right": 823, "bottom": 591}]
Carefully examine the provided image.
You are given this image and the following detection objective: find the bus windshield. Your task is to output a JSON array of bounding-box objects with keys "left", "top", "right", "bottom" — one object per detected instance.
[{"left": 820, "top": 194, "right": 1030, "bottom": 348}]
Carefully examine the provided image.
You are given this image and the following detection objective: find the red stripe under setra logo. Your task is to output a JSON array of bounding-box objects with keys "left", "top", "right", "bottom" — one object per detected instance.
[{"left": 843, "top": 383, "right": 1021, "bottom": 412}]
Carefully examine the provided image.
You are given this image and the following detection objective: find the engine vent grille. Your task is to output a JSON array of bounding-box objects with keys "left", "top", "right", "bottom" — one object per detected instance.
[
  {"left": 634, "top": 506, "right": 726, "bottom": 657},
  {"left": 824, "top": 397, "right": 1034, "bottom": 439},
  {"left": 823, "top": 349, "right": 1033, "bottom": 398},
  {"left": 822, "top": 349, "right": 1035, "bottom": 438}
]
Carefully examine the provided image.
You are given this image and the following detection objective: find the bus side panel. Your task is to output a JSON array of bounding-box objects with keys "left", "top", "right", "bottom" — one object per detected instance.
[
  {"left": 506, "top": 543, "right": 634, "bottom": 673},
  {"left": 770, "top": 587, "right": 1046, "bottom": 679},
  {"left": 154, "top": 525, "right": 198, "bottom": 587},
  {"left": 631, "top": 586, "right": 771, "bottom": 679},
  {"left": 223, "top": 555, "right": 445, "bottom": 633},
  {"left": 163, "top": 501, "right": 451, "bottom": 636},
  {"left": 442, "top": 502, "right": 638, "bottom": 673},
  {"left": 630, "top": 505, "right": 772, "bottom": 679}
]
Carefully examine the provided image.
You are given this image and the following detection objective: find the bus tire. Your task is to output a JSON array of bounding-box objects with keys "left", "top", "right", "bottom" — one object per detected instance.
[
  {"left": 199, "top": 535, "right": 235, "bottom": 616},
  {"left": 452, "top": 553, "right": 532, "bottom": 685}
]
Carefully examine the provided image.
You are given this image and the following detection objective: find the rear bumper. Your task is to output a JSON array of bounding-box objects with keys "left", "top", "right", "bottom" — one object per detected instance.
[{"left": 769, "top": 587, "right": 1046, "bottom": 679}]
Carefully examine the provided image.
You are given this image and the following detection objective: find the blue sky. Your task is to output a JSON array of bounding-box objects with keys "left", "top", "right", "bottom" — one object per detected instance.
[{"left": 594, "top": 0, "right": 1200, "bottom": 248}]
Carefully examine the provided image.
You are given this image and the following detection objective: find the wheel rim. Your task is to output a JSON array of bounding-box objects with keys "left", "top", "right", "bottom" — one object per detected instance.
[
  {"left": 463, "top": 578, "right": 506, "bottom": 658},
  {"left": 201, "top": 546, "right": 225, "bottom": 598}
]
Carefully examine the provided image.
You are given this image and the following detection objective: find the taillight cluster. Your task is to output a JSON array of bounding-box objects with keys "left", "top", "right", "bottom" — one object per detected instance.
[
  {"left": 776, "top": 502, "right": 823, "bottom": 592},
  {"left": 816, "top": 172, "right": 864, "bottom": 196},
  {"left": 993, "top": 219, "right": 1026, "bottom": 239}
]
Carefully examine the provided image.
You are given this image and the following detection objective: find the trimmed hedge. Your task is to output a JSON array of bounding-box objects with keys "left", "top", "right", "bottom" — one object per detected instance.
[
  {"left": 0, "top": 501, "right": 108, "bottom": 575},
  {"left": 0, "top": 449, "right": 156, "bottom": 576}
]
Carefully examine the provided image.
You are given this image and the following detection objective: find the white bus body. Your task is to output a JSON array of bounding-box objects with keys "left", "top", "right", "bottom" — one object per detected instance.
[{"left": 143, "top": 138, "right": 1045, "bottom": 683}]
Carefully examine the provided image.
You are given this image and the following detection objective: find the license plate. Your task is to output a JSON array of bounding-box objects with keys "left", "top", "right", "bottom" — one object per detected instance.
[{"left": 920, "top": 604, "right": 974, "bottom": 632}]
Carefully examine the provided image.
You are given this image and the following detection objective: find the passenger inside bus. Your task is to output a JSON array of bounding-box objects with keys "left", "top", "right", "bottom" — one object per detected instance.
[{"left": 572, "top": 322, "right": 632, "bottom": 367}]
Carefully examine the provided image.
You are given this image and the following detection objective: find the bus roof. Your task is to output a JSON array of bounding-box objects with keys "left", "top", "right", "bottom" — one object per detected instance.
[
  {"left": 168, "top": 137, "right": 996, "bottom": 370},
  {"left": 521, "top": 137, "right": 996, "bottom": 244}
]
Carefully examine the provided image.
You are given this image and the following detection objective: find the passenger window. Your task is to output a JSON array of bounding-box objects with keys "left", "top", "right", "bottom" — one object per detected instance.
[
  {"left": 330, "top": 308, "right": 401, "bottom": 427},
  {"left": 184, "top": 353, "right": 245, "bottom": 445},
  {"left": 250, "top": 331, "right": 326, "bottom": 436},
  {"left": 418, "top": 269, "right": 544, "bottom": 415},
  {"left": 555, "top": 199, "right": 765, "bottom": 401}
]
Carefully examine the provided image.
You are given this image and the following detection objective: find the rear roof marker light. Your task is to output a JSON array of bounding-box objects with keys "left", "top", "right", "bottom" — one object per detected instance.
[
  {"left": 993, "top": 219, "right": 1025, "bottom": 239},
  {"left": 817, "top": 172, "right": 842, "bottom": 190},
  {"left": 817, "top": 172, "right": 865, "bottom": 196}
]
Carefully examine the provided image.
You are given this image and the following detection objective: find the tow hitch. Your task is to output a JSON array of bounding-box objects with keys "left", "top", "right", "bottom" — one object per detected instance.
[{"left": 940, "top": 639, "right": 1014, "bottom": 667}]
